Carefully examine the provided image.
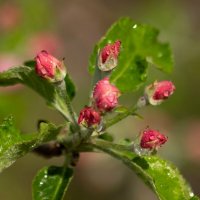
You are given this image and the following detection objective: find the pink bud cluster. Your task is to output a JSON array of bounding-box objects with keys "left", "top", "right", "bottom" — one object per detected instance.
[
  {"left": 98, "top": 40, "right": 121, "bottom": 71},
  {"left": 78, "top": 40, "right": 121, "bottom": 127},
  {"left": 35, "top": 50, "right": 66, "bottom": 82},
  {"left": 140, "top": 128, "right": 168, "bottom": 150},
  {"left": 78, "top": 77, "right": 120, "bottom": 127},
  {"left": 145, "top": 80, "right": 175, "bottom": 105},
  {"left": 137, "top": 81, "right": 175, "bottom": 150}
]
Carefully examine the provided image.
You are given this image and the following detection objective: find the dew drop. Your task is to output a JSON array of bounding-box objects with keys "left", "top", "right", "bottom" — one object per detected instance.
[
  {"left": 39, "top": 181, "right": 44, "bottom": 186},
  {"left": 189, "top": 192, "right": 194, "bottom": 197},
  {"left": 133, "top": 24, "right": 138, "bottom": 29},
  {"left": 133, "top": 143, "right": 150, "bottom": 156}
]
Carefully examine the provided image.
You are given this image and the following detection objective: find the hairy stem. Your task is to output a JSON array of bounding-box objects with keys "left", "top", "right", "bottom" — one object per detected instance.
[
  {"left": 85, "top": 142, "right": 156, "bottom": 193},
  {"left": 56, "top": 80, "right": 79, "bottom": 131},
  {"left": 105, "top": 105, "right": 138, "bottom": 128},
  {"left": 90, "top": 138, "right": 133, "bottom": 152}
]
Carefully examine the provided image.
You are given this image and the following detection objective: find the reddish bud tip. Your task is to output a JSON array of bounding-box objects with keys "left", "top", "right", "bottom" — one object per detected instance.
[
  {"left": 35, "top": 50, "right": 66, "bottom": 82},
  {"left": 78, "top": 106, "right": 101, "bottom": 127},
  {"left": 93, "top": 77, "right": 120, "bottom": 112},
  {"left": 145, "top": 81, "right": 175, "bottom": 105},
  {"left": 98, "top": 40, "right": 121, "bottom": 71},
  {"left": 140, "top": 128, "right": 168, "bottom": 150}
]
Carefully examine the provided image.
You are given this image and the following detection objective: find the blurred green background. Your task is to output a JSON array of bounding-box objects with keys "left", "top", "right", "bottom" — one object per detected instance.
[{"left": 0, "top": 0, "right": 200, "bottom": 199}]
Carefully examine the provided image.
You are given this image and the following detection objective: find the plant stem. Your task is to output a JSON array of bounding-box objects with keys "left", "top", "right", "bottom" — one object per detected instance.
[
  {"left": 85, "top": 142, "right": 155, "bottom": 192},
  {"left": 53, "top": 97, "right": 72, "bottom": 121},
  {"left": 90, "top": 138, "right": 133, "bottom": 152},
  {"left": 84, "top": 142, "right": 141, "bottom": 173},
  {"left": 56, "top": 80, "right": 79, "bottom": 131},
  {"left": 60, "top": 127, "right": 94, "bottom": 151},
  {"left": 105, "top": 105, "right": 138, "bottom": 128}
]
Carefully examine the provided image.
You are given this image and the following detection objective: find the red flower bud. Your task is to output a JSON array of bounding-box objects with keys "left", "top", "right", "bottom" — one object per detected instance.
[
  {"left": 145, "top": 81, "right": 175, "bottom": 105},
  {"left": 140, "top": 128, "right": 168, "bottom": 150},
  {"left": 93, "top": 77, "right": 120, "bottom": 112},
  {"left": 35, "top": 50, "right": 66, "bottom": 82},
  {"left": 78, "top": 106, "right": 101, "bottom": 127},
  {"left": 98, "top": 40, "right": 121, "bottom": 71}
]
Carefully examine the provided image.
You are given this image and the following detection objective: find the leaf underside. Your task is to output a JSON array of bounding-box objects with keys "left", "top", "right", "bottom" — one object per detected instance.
[{"left": 0, "top": 65, "right": 75, "bottom": 101}]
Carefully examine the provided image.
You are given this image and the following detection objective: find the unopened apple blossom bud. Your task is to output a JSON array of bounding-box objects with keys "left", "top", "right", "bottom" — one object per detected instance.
[
  {"left": 98, "top": 40, "right": 121, "bottom": 71},
  {"left": 78, "top": 106, "right": 101, "bottom": 127},
  {"left": 93, "top": 77, "right": 120, "bottom": 112},
  {"left": 35, "top": 50, "right": 66, "bottom": 82},
  {"left": 145, "top": 81, "right": 175, "bottom": 105},
  {"left": 140, "top": 128, "right": 168, "bottom": 150}
]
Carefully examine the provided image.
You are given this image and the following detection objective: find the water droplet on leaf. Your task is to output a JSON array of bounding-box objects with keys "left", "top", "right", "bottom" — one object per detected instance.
[{"left": 133, "top": 24, "right": 138, "bottom": 29}]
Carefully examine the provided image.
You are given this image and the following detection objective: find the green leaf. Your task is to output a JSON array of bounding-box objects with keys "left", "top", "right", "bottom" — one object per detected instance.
[
  {"left": 32, "top": 166, "right": 73, "bottom": 200},
  {"left": 92, "top": 143, "right": 194, "bottom": 200},
  {"left": 0, "top": 116, "right": 62, "bottom": 173},
  {"left": 64, "top": 74, "right": 76, "bottom": 100},
  {"left": 89, "top": 17, "right": 173, "bottom": 93},
  {"left": 0, "top": 66, "right": 76, "bottom": 120}
]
